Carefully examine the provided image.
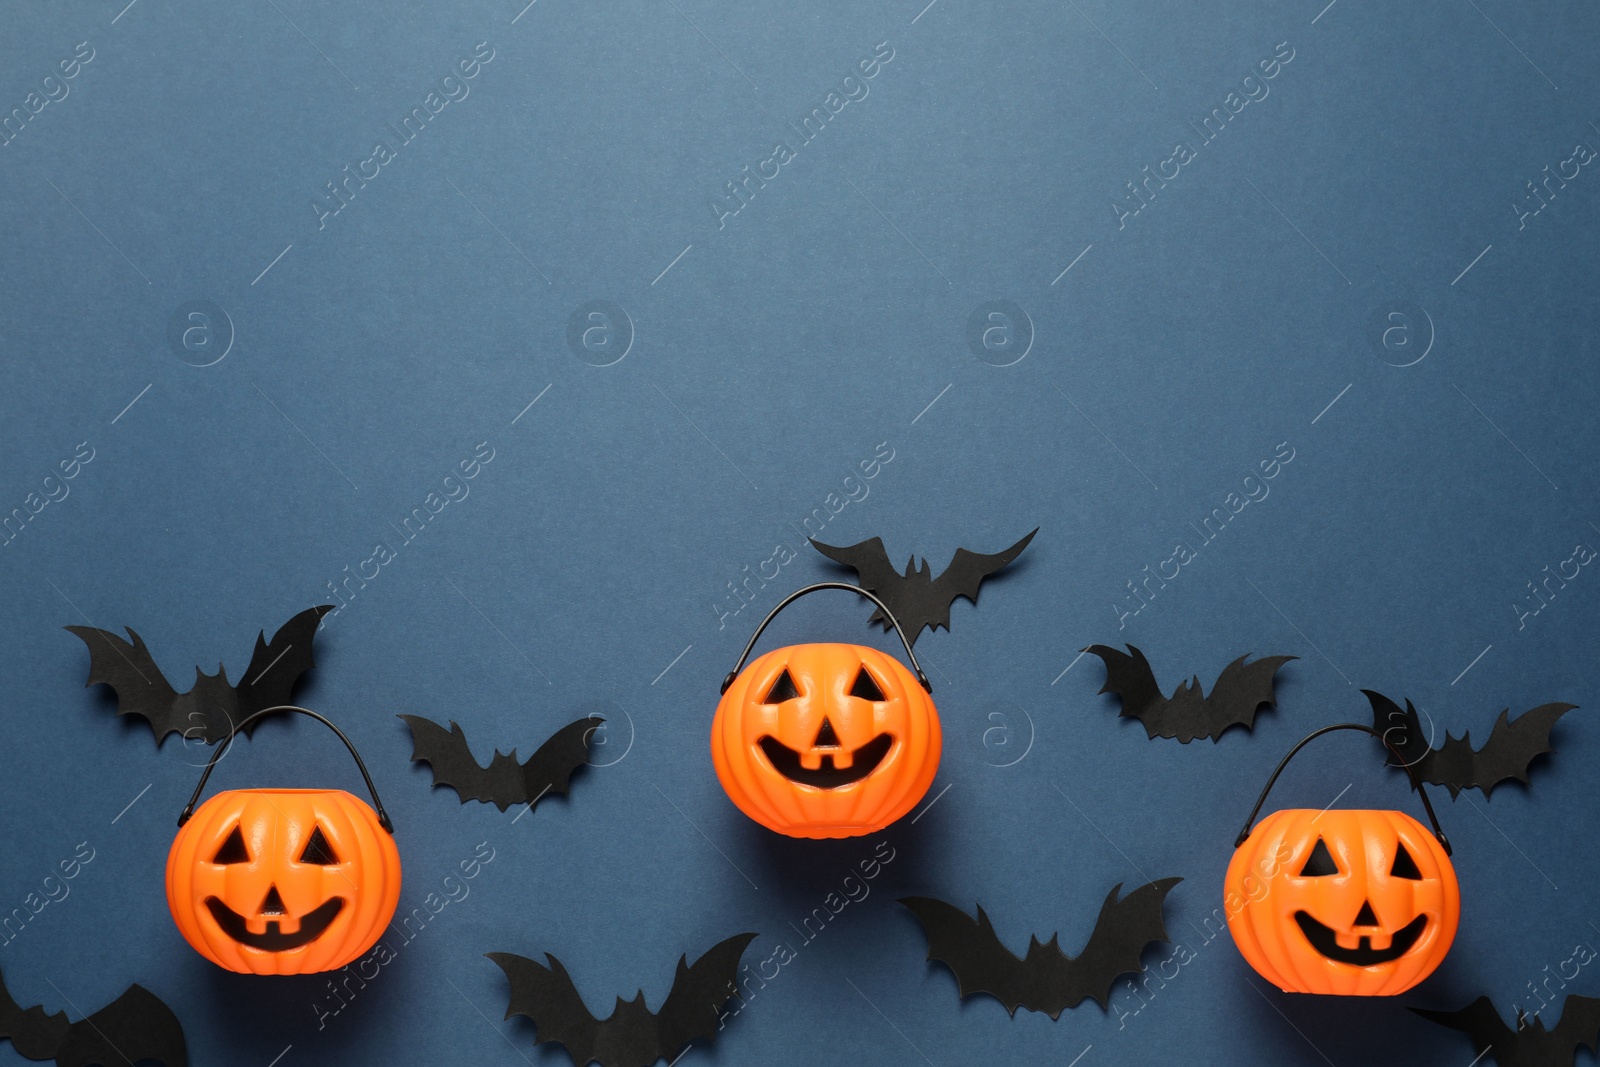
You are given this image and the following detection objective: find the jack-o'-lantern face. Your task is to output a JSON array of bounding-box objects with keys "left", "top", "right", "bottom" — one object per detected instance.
[
  {"left": 1226, "top": 809, "right": 1459, "bottom": 995},
  {"left": 167, "top": 789, "right": 402, "bottom": 975},
  {"left": 712, "top": 643, "right": 941, "bottom": 839}
]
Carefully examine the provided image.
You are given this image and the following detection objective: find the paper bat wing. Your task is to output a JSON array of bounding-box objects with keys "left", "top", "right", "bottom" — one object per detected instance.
[
  {"left": 1363, "top": 690, "right": 1433, "bottom": 776},
  {"left": 1552, "top": 994, "right": 1600, "bottom": 1058},
  {"left": 234, "top": 606, "right": 334, "bottom": 722},
  {"left": 902, "top": 878, "right": 1180, "bottom": 1019},
  {"left": 654, "top": 932, "right": 758, "bottom": 1060},
  {"left": 1434, "top": 703, "right": 1579, "bottom": 800},
  {"left": 1030, "top": 876, "right": 1184, "bottom": 1011},
  {"left": 1411, "top": 994, "right": 1600, "bottom": 1066},
  {"left": 0, "top": 963, "right": 70, "bottom": 1060},
  {"left": 519, "top": 716, "right": 603, "bottom": 812},
  {"left": 1199, "top": 654, "right": 1295, "bottom": 741},
  {"left": 64, "top": 625, "right": 183, "bottom": 743},
  {"left": 399, "top": 716, "right": 523, "bottom": 809},
  {"left": 810, "top": 534, "right": 923, "bottom": 635},
  {"left": 1084, "top": 645, "right": 1168, "bottom": 737},
  {"left": 1411, "top": 997, "right": 1514, "bottom": 1062},
  {"left": 900, "top": 897, "right": 1040, "bottom": 1015},
  {"left": 54, "top": 984, "right": 187, "bottom": 1067},
  {"left": 888, "top": 529, "right": 1038, "bottom": 639},
  {"left": 488, "top": 952, "right": 604, "bottom": 1067},
  {"left": 810, "top": 536, "right": 904, "bottom": 593},
  {"left": 933, "top": 529, "right": 1038, "bottom": 614}
]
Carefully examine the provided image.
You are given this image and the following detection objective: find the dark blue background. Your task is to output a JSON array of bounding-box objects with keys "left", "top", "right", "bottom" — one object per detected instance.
[{"left": 2, "top": 1, "right": 1598, "bottom": 1064}]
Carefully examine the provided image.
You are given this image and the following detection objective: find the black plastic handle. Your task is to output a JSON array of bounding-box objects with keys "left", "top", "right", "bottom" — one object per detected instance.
[
  {"left": 178, "top": 705, "right": 394, "bottom": 833},
  {"left": 1234, "top": 723, "right": 1448, "bottom": 854},
  {"left": 720, "top": 582, "right": 931, "bottom": 695}
]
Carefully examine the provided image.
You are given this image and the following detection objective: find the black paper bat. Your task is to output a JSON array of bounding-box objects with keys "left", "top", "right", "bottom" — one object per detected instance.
[
  {"left": 399, "top": 714, "right": 602, "bottom": 813},
  {"left": 900, "top": 877, "right": 1181, "bottom": 1018},
  {"left": 66, "top": 606, "right": 333, "bottom": 746},
  {"left": 810, "top": 529, "right": 1036, "bottom": 643},
  {"left": 0, "top": 964, "right": 187, "bottom": 1067},
  {"left": 1413, "top": 994, "right": 1600, "bottom": 1067},
  {"left": 1365, "top": 690, "right": 1578, "bottom": 799},
  {"left": 1084, "top": 644, "right": 1295, "bottom": 743},
  {"left": 487, "top": 932, "right": 757, "bottom": 1067}
]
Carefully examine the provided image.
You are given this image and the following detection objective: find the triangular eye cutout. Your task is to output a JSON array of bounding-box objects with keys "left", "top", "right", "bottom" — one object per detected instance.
[
  {"left": 1299, "top": 838, "right": 1339, "bottom": 877},
  {"left": 260, "top": 886, "right": 288, "bottom": 915},
  {"left": 814, "top": 718, "right": 841, "bottom": 748},
  {"left": 849, "top": 667, "right": 886, "bottom": 702},
  {"left": 213, "top": 827, "right": 250, "bottom": 864},
  {"left": 1391, "top": 842, "right": 1423, "bottom": 880},
  {"left": 299, "top": 826, "right": 339, "bottom": 865},
  {"left": 763, "top": 669, "right": 800, "bottom": 704}
]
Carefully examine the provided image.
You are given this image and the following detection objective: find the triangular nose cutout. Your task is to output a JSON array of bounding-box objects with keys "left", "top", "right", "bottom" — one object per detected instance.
[
  {"left": 1353, "top": 901, "right": 1380, "bottom": 927},
  {"left": 814, "top": 718, "right": 841, "bottom": 748},
  {"left": 260, "top": 886, "right": 288, "bottom": 916}
]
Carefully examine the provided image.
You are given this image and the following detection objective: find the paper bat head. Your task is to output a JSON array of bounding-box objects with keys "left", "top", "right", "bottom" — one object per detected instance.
[
  {"left": 1227, "top": 808, "right": 1459, "bottom": 995},
  {"left": 712, "top": 643, "right": 941, "bottom": 838}
]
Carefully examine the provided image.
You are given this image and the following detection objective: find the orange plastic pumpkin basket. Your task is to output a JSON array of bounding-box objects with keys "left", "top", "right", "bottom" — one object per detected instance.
[
  {"left": 167, "top": 706, "right": 402, "bottom": 975},
  {"left": 1226, "top": 723, "right": 1459, "bottom": 996},
  {"left": 712, "top": 583, "right": 941, "bottom": 839}
]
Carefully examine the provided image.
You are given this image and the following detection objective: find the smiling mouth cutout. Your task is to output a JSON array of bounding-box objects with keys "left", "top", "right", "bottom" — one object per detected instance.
[
  {"left": 1293, "top": 910, "right": 1428, "bottom": 966},
  {"left": 758, "top": 733, "right": 894, "bottom": 788},
  {"left": 205, "top": 895, "right": 345, "bottom": 951}
]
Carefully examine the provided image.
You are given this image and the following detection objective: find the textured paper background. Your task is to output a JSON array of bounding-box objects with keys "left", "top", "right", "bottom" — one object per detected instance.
[{"left": 1, "top": 1, "right": 1598, "bottom": 1064}]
